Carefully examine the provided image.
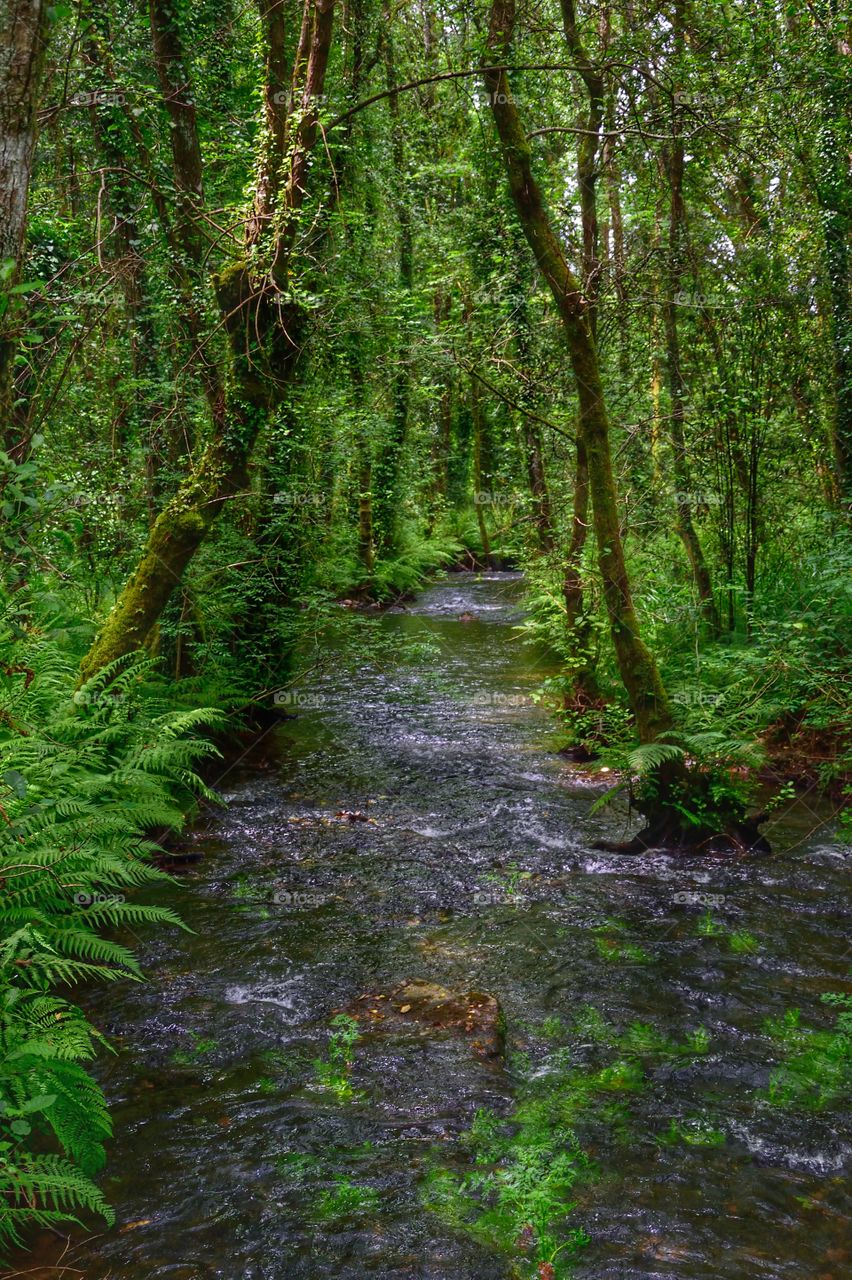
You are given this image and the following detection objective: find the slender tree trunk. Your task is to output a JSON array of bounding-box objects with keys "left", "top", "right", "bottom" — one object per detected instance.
[
  {"left": 470, "top": 375, "right": 491, "bottom": 562},
  {"left": 372, "top": 15, "right": 413, "bottom": 555},
  {"left": 344, "top": 332, "right": 374, "bottom": 579},
  {"left": 815, "top": 20, "right": 852, "bottom": 510},
  {"left": 602, "top": 103, "right": 628, "bottom": 376},
  {"left": 485, "top": 0, "right": 671, "bottom": 742},
  {"left": 83, "top": 31, "right": 168, "bottom": 506},
  {"left": 509, "top": 240, "right": 556, "bottom": 552},
  {"left": 85, "top": 0, "right": 222, "bottom": 462},
  {"left": 247, "top": 0, "right": 294, "bottom": 248},
  {"left": 562, "top": 435, "right": 600, "bottom": 704},
  {"left": 0, "top": 0, "right": 49, "bottom": 454},
  {"left": 356, "top": 437, "right": 374, "bottom": 576},
  {"left": 522, "top": 415, "right": 555, "bottom": 553},
  {"left": 429, "top": 288, "right": 453, "bottom": 518},
  {"left": 558, "top": 0, "right": 605, "bottom": 696},
  {"left": 662, "top": 1, "right": 719, "bottom": 630},
  {"left": 147, "top": 0, "right": 225, "bottom": 417}
]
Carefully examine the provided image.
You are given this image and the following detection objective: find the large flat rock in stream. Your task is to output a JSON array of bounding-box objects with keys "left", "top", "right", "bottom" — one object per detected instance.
[{"left": 343, "top": 979, "right": 505, "bottom": 1060}]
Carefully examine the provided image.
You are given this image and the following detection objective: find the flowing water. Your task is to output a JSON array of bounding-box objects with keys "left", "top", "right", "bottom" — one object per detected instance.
[{"left": 14, "top": 574, "right": 850, "bottom": 1280}]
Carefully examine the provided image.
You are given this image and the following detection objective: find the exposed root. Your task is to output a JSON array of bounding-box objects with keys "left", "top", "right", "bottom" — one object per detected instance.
[{"left": 595, "top": 812, "right": 771, "bottom": 857}]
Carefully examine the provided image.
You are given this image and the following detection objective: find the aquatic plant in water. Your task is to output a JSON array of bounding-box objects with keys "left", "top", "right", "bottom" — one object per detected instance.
[
  {"left": 312, "top": 1014, "right": 361, "bottom": 1101},
  {"left": 593, "top": 919, "right": 652, "bottom": 965},
  {"left": 170, "top": 1033, "right": 218, "bottom": 1066},
  {"left": 423, "top": 1110, "right": 590, "bottom": 1279},
  {"left": 423, "top": 1005, "right": 717, "bottom": 1276},
  {"left": 311, "top": 1178, "right": 380, "bottom": 1223},
  {"left": 658, "top": 1117, "right": 726, "bottom": 1147},
  {"left": 697, "top": 912, "right": 760, "bottom": 953},
  {"left": 763, "top": 995, "right": 852, "bottom": 1110}
]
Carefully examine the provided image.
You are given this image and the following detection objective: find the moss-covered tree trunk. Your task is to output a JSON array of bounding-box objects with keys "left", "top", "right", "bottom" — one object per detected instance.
[
  {"left": 522, "top": 416, "right": 555, "bottom": 554},
  {"left": 485, "top": 0, "right": 671, "bottom": 742},
  {"left": 80, "top": 0, "right": 337, "bottom": 681},
  {"left": 562, "top": 436, "right": 601, "bottom": 708},
  {"left": 427, "top": 288, "right": 453, "bottom": 524}
]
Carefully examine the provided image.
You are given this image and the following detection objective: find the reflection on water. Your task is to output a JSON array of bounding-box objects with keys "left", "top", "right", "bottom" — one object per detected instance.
[{"left": 15, "top": 574, "right": 849, "bottom": 1280}]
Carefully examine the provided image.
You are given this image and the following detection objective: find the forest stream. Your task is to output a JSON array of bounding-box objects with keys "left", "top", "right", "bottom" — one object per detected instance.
[{"left": 18, "top": 574, "right": 849, "bottom": 1280}]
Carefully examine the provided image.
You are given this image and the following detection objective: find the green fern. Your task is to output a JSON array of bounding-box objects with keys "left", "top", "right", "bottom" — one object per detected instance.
[{"left": 0, "top": 631, "right": 219, "bottom": 1255}]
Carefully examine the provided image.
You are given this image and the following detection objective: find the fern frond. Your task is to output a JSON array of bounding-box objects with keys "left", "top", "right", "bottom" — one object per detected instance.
[{"left": 627, "top": 742, "right": 685, "bottom": 774}]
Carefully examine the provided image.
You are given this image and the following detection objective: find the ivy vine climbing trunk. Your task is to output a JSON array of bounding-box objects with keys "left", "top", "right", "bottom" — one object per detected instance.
[
  {"left": 79, "top": 0, "right": 337, "bottom": 681},
  {"left": 484, "top": 0, "right": 672, "bottom": 743}
]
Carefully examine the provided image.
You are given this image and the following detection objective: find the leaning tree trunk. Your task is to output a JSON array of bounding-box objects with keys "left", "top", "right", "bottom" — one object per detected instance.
[
  {"left": 79, "top": 0, "right": 337, "bottom": 681},
  {"left": 0, "top": 0, "right": 48, "bottom": 454},
  {"left": 485, "top": 0, "right": 671, "bottom": 743}
]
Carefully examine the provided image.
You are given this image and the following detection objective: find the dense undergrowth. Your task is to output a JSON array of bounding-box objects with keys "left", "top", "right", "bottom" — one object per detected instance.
[{"left": 522, "top": 520, "right": 852, "bottom": 831}]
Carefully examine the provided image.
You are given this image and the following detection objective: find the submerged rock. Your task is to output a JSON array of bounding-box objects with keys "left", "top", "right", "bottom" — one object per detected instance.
[{"left": 347, "top": 978, "right": 505, "bottom": 1059}]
